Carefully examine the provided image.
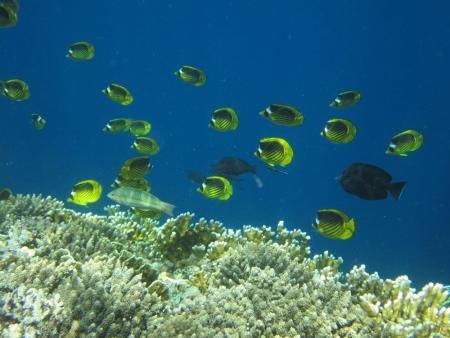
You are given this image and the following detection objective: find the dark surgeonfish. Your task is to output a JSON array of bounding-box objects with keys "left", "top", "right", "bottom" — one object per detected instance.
[
  {"left": 211, "top": 157, "right": 256, "bottom": 179},
  {"left": 338, "top": 163, "right": 406, "bottom": 200},
  {"left": 211, "top": 156, "right": 263, "bottom": 188}
]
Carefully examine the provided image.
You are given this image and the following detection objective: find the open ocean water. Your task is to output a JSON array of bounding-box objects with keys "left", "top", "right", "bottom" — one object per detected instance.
[{"left": 1, "top": 0, "right": 449, "bottom": 289}]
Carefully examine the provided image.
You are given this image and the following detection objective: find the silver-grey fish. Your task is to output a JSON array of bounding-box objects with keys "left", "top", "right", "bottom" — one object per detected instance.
[{"left": 107, "top": 187, "right": 175, "bottom": 216}]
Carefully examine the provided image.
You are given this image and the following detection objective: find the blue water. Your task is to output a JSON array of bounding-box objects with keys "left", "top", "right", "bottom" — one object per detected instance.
[{"left": 1, "top": 0, "right": 449, "bottom": 287}]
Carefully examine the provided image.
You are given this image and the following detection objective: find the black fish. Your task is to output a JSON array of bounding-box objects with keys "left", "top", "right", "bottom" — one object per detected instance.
[
  {"left": 338, "top": 163, "right": 406, "bottom": 200},
  {"left": 211, "top": 157, "right": 263, "bottom": 188},
  {"left": 211, "top": 157, "right": 256, "bottom": 179}
]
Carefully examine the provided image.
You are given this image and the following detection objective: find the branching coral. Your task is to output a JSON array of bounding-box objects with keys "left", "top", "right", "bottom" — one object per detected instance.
[
  {"left": 0, "top": 194, "right": 448, "bottom": 337},
  {"left": 148, "top": 212, "right": 225, "bottom": 264}
]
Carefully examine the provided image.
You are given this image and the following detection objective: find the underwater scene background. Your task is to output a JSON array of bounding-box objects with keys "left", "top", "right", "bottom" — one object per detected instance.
[{"left": 1, "top": 0, "right": 449, "bottom": 292}]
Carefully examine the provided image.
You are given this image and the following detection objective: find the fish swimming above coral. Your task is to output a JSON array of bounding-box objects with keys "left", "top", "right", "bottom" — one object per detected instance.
[
  {"left": 338, "top": 163, "right": 406, "bottom": 200},
  {"left": 329, "top": 90, "right": 361, "bottom": 108},
  {"left": 102, "top": 118, "right": 132, "bottom": 133},
  {"left": 67, "top": 180, "right": 102, "bottom": 206},
  {"left": 320, "top": 118, "right": 357, "bottom": 144},
  {"left": 31, "top": 113, "right": 46, "bottom": 130},
  {"left": 312, "top": 208, "right": 356, "bottom": 240},
  {"left": 211, "top": 157, "right": 256, "bottom": 179},
  {"left": 211, "top": 156, "right": 263, "bottom": 188},
  {"left": 0, "top": 188, "right": 12, "bottom": 201},
  {"left": 111, "top": 175, "right": 151, "bottom": 192},
  {"left": 129, "top": 120, "right": 151, "bottom": 136},
  {"left": 66, "top": 41, "right": 95, "bottom": 60},
  {"left": 0, "top": 79, "right": 29, "bottom": 101},
  {"left": 208, "top": 107, "right": 239, "bottom": 131},
  {"left": 259, "top": 104, "right": 304, "bottom": 127},
  {"left": 197, "top": 176, "right": 233, "bottom": 201},
  {"left": 174, "top": 65, "right": 207, "bottom": 86},
  {"left": 0, "top": 0, "right": 18, "bottom": 28},
  {"left": 119, "top": 156, "right": 153, "bottom": 179},
  {"left": 385, "top": 129, "right": 424, "bottom": 156},
  {"left": 131, "top": 137, "right": 160, "bottom": 155},
  {"left": 107, "top": 187, "right": 175, "bottom": 217},
  {"left": 102, "top": 83, "right": 133, "bottom": 105},
  {"left": 254, "top": 137, "right": 293, "bottom": 175}
]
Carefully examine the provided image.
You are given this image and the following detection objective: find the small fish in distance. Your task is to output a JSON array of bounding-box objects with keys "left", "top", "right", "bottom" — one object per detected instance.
[
  {"left": 174, "top": 65, "right": 207, "bottom": 86},
  {"left": 31, "top": 113, "right": 46, "bottom": 130},
  {"left": 66, "top": 41, "right": 95, "bottom": 60},
  {"left": 0, "top": 79, "right": 29, "bottom": 101},
  {"left": 102, "top": 118, "right": 132, "bottom": 133},
  {"left": 102, "top": 83, "right": 133, "bottom": 105},
  {"left": 330, "top": 90, "right": 361, "bottom": 108}
]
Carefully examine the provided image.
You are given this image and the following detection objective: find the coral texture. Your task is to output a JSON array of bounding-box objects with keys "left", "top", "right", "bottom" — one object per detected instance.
[{"left": 0, "top": 194, "right": 448, "bottom": 337}]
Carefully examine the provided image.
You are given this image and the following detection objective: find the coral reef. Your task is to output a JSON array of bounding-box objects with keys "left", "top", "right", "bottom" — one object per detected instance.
[{"left": 0, "top": 194, "right": 449, "bottom": 337}]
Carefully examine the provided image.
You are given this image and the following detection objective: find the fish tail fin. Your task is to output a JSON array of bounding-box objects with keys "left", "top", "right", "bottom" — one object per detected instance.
[
  {"left": 0, "top": 81, "right": 5, "bottom": 95},
  {"left": 340, "top": 218, "right": 356, "bottom": 240},
  {"left": 160, "top": 201, "right": 176, "bottom": 217},
  {"left": 388, "top": 181, "right": 406, "bottom": 200},
  {"left": 253, "top": 174, "right": 263, "bottom": 188}
]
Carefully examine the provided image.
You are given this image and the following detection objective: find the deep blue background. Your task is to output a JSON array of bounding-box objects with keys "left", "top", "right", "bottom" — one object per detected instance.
[{"left": 1, "top": 0, "right": 449, "bottom": 287}]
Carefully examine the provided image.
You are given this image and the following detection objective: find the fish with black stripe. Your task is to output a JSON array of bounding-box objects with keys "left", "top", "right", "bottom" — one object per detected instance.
[
  {"left": 312, "top": 209, "right": 356, "bottom": 240},
  {"left": 259, "top": 104, "right": 304, "bottom": 127},
  {"left": 31, "top": 113, "right": 46, "bottom": 130},
  {"left": 131, "top": 137, "right": 160, "bottom": 154},
  {"left": 197, "top": 176, "right": 233, "bottom": 200},
  {"left": 129, "top": 120, "right": 151, "bottom": 136},
  {"left": 67, "top": 180, "right": 102, "bottom": 206},
  {"left": 102, "top": 83, "right": 133, "bottom": 105},
  {"left": 111, "top": 175, "right": 150, "bottom": 192},
  {"left": 119, "top": 156, "right": 153, "bottom": 179},
  {"left": 0, "top": 79, "right": 29, "bottom": 101},
  {"left": 254, "top": 137, "right": 293, "bottom": 170},
  {"left": 0, "top": 188, "right": 12, "bottom": 201},
  {"left": 209, "top": 107, "right": 239, "bottom": 131},
  {"left": 385, "top": 130, "right": 423, "bottom": 156},
  {"left": 103, "top": 118, "right": 132, "bottom": 133},
  {"left": 330, "top": 90, "right": 361, "bottom": 108},
  {"left": 0, "top": 0, "right": 18, "bottom": 28},
  {"left": 320, "top": 118, "right": 357, "bottom": 143},
  {"left": 174, "top": 65, "right": 207, "bottom": 86},
  {"left": 66, "top": 41, "right": 95, "bottom": 61}
]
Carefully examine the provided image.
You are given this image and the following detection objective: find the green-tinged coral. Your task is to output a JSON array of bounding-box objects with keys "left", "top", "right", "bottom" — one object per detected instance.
[
  {"left": 148, "top": 212, "right": 226, "bottom": 264},
  {"left": 1, "top": 194, "right": 449, "bottom": 336}
]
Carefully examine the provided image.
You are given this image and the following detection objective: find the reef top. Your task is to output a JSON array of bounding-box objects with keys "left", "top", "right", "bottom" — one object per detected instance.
[{"left": 0, "top": 194, "right": 448, "bottom": 337}]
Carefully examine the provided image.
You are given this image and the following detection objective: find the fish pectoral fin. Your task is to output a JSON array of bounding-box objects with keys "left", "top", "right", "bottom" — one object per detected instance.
[
  {"left": 265, "top": 164, "right": 288, "bottom": 175},
  {"left": 340, "top": 219, "right": 356, "bottom": 240}
]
